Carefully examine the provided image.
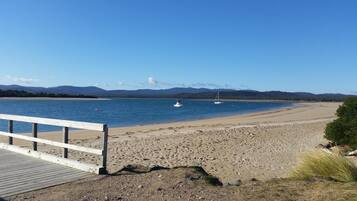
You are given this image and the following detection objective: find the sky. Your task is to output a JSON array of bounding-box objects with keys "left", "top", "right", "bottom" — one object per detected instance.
[{"left": 0, "top": 0, "right": 356, "bottom": 94}]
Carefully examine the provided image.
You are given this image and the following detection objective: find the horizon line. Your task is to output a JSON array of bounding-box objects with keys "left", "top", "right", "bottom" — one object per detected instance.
[{"left": 0, "top": 84, "right": 354, "bottom": 95}]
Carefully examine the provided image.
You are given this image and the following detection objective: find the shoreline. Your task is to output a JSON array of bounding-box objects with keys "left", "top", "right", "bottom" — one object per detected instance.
[
  {"left": 3, "top": 102, "right": 341, "bottom": 183},
  {"left": 23, "top": 102, "right": 298, "bottom": 136},
  {"left": 0, "top": 100, "right": 295, "bottom": 133},
  {"left": 108, "top": 102, "right": 299, "bottom": 130},
  {"left": 5, "top": 101, "right": 338, "bottom": 141},
  {"left": 1, "top": 102, "right": 302, "bottom": 142},
  {"left": 106, "top": 102, "right": 298, "bottom": 129},
  {"left": 19, "top": 101, "right": 331, "bottom": 139},
  {"left": 0, "top": 96, "right": 345, "bottom": 102}
]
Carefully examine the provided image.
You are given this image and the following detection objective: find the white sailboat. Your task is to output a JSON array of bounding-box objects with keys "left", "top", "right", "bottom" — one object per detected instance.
[
  {"left": 214, "top": 91, "right": 223, "bottom": 105},
  {"left": 174, "top": 99, "right": 183, "bottom": 108}
]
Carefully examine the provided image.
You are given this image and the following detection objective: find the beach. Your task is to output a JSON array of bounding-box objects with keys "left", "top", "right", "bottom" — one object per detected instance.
[{"left": 6, "top": 102, "right": 340, "bottom": 183}]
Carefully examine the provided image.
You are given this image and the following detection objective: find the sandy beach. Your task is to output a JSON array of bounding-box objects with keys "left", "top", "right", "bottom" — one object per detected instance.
[{"left": 6, "top": 102, "right": 340, "bottom": 184}]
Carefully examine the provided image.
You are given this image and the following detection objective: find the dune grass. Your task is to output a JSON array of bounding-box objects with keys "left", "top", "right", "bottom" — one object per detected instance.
[{"left": 290, "top": 150, "right": 357, "bottom": 182}]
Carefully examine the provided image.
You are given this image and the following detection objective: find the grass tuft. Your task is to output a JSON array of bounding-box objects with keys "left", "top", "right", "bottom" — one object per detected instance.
[{"left": 290, "top": 150, "right": 357, "bottom": 182}]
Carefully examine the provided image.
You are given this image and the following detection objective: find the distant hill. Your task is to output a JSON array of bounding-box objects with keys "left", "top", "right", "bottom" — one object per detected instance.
[
  {"left": 0, "top": 89, "right": 96, "bottom": 98},
  {"left": 173, "top": 90, "right": 351, "bottom": 101},
  {"left": 0, "top": 85, "right": 106, "bottom": 96},
  {"left": 0, "top": 85, "right": 353, "bottom": 101}
]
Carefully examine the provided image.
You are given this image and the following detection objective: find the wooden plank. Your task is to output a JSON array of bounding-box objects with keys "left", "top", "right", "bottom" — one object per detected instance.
[
  {"left": 0, "top": 143, "right": 104, "bottom": 174},
  {"left": 0, "top": 165, "right": 57, "bottom": 180},
  {"left": 0, "top": 114, "right": 105, "bottom": 131},
  {"left": 0, "top": 173, "right": 89, "bottom": 198},
  {"left": 0, "top": 168, "right": 85, "bottom": 188},
  {"left": 0, "top": 169, "right": 81, "bottom": 188},
  {"left": 0, "top": 171, "right": 89, "bottom": 188},
  {"left": 0, "top": 159, "right": 45, "bottom": 168},
  {"left": 0, "top": 172, "right": 89, "bottom": 197},
  {"left": 0, "top": 131, "right": 102, "bottom": 155},
  {"left": 0, "top": 172, "right": 89, "bottom": 191},
  {"left": 0, "top": 165, "right": 77, "bottom": 182},
  {"left": 0, "top": 149, "right": 92, "bottom": 198}
]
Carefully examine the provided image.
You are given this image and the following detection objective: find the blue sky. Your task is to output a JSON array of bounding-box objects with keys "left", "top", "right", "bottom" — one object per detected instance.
[{"left": 0, "top": 0, "right": 356, "bottom": 94}]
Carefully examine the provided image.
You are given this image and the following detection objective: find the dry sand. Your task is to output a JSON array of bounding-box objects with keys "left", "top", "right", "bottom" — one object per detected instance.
[
  {"left": 10, "top": 166, "right": 357, "bottom": 201},
  {"left": 6, "top": 102, "right": 340, "bottom": 184}
]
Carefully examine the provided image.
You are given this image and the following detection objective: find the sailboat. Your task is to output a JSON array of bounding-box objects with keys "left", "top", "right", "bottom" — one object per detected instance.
[
  {"left": 174, "top": 99, "right": 183, "bottom": 108},
  {"left": 214, "top": 91, "right": 223, "bottom": 105}
]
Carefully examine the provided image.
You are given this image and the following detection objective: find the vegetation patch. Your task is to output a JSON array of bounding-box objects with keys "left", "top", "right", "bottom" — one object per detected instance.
[
  {"left": 325, "top": 97, "right": 357, "bottom": 149},
  {"left": 0, "top": 89, "right": 97, "bottom": 98},
  {"left": 115, "top": 164, "right": 169, "bottom": 174},
  {"left": 290, "top": 150, "right": 357, "bottom": 182},
  {"left": 188, "top": 166, "right": 223, "bottom": 186}
]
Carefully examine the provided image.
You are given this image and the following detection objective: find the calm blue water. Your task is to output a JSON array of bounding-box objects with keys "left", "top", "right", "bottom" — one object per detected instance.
[{"left": 0, "top": 99, "right": 293, "bottom": 133}]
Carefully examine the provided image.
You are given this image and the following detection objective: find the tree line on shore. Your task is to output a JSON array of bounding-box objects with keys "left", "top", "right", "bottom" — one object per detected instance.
[{"left": 0, "top": 89, "right": 97, "bottom": 98}]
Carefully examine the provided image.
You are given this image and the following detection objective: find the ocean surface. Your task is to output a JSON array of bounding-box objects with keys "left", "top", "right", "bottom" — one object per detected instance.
[{"left": 0, "top": 99, "right": 293, "bottom": 133}]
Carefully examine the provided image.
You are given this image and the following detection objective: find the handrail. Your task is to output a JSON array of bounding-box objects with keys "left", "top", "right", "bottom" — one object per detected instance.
[
  {"left": 0, "top": 114, "right": 108, "bottom": 174},
  {"left": 0, "top": 114, "right": 105, "bottom": 131},
  {"left": 0, "top": 131, "right": 103, "bottom": 155}
]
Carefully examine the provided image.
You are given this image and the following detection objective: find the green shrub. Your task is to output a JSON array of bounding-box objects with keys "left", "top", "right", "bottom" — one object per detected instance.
[
  {"left": 325, "top": 97, "right": 357, "bottom": 149},
  {"left": 290, "top": 150, "right": 357, "bottom": 182}
]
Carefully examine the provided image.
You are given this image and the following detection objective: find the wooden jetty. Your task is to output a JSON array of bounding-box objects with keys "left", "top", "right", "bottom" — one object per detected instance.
[{"left": 0, "top": 114, "right": 108, "bottom": 198}]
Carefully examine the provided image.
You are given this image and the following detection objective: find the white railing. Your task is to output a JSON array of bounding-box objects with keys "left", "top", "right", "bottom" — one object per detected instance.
[{"left": 0, "top": 114, "right": 108, "bottom": 174}]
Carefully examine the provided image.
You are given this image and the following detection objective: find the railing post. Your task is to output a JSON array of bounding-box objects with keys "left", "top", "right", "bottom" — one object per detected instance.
[
  {"left": 8, "top": 120, "right": 13, "bottom": 145},
  {"left": 32, "top": 123, "right": 38, "bottom": 151},
  {"left": 101, "top": 125, "right": 108, "bottom": 171},
  {"left": 63, "top": 127, "right": 69, "bottom": 158}
]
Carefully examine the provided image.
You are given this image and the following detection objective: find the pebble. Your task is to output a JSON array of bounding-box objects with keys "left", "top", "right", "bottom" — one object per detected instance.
[{"left": 227, "top": 179, "right": 242, "bottom": 186}]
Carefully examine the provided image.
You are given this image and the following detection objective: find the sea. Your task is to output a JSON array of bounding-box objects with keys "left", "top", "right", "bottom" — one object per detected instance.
[{"left": 0, "top": 98, "right": 293, "bottom": 133}]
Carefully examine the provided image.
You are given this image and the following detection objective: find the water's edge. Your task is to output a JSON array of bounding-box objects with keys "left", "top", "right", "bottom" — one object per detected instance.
[{"left": 0, "top": 99, "right": 294, "bottom": 133}]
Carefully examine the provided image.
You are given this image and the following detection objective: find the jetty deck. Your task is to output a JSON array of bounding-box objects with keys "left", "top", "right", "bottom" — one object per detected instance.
[
  {"left": 0, "top": 114, "right": 109, "bottom": 199},
  {"left": 0, "top": 149, "right": 91, "bottom": 198}
]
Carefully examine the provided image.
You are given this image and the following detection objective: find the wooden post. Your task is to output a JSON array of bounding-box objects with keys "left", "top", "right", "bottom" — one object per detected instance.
[
  {"left": 101, "top": 125, "right": 108, "bottom": 170},
  {"left": 32, "top": 123, "right": 38, "bottom": 151},
  {"left": 63, "top": 127, "right": 69, "bottom": 158},
  {"left": 8, "top": 120, "right": 13, "bottom": 145}
]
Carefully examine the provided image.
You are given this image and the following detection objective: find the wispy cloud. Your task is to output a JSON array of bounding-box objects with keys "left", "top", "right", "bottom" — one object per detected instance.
[
  {"left": 115, "top": 81, "right": 146, "bottom": 89},
  {"left": 112, "top": 77, "right": 244, "bottom": 90},
  {"left": 145, "top": 77, "right": 232, "bottom": 89},
  {"left": 147, "top": 77, "right": 157, "bottom": 86},
  {"left": 190, "top": 82, "right": 231, "bottom": 89},
  {"left": 5, "top": 75, "right": 38, "bottom": 84}
]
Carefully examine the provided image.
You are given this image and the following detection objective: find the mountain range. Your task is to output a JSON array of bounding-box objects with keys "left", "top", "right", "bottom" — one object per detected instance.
[{"left": 0, "top": 84, "right": 353, "bottom": 101}]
